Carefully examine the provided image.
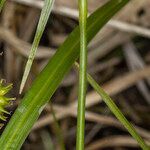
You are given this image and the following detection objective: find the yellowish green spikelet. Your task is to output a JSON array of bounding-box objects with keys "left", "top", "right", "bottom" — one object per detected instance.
[{"left": 0, "top": 79, "right": 15, "bottom": 121}]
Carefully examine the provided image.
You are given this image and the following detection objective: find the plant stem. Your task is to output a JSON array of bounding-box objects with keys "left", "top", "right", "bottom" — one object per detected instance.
[
  {"left": 75, "top": 62, "right": 149, "bottom": 150},
  {"left": 76, "top": 0, "right": 87, "bottom": 149},
  {"left": 0, "top": 1, "right": 129, "bottom": 149}
]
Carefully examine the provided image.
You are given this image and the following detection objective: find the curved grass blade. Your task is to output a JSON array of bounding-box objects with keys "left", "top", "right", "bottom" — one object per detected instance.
[
  {"left": 0, "top": 0, "right": 129, "bottom": 149},
  {"left": 76, "top": 0, "right": 88, "bottom": 149},
  {"left": 75, "top": 62, "right": 149, "bottom": 150},
  {"left": 19, "top": 0, "right": 55, "bottom": 94}
]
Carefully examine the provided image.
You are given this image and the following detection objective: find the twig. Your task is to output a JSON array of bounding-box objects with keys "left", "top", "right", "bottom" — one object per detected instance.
[
  {"left": 123, "top": 42, "right": 150, "bottom": 104},
  {"left": 86, "top": 136, "right": 150, "bottom": 150},
  {"left": 0, "top": 27, "right": 55, "bottom": 59},
  {"left": 10, "top": 0, "right": 150, "bottom": 39}
]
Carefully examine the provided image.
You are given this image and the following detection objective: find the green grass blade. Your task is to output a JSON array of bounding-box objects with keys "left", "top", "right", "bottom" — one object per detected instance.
[
  {"left": 19, "top": 0, "right": 55, "bottom": 94},
  {"left": 75, "top": 62, "right": 149, "bottom": 150},
  {"left": 0, "top": 0, "right": 6, "bottom": 12},
  {"left": 76, "top": 0, "right": 88, "bottom": 149},
  {"left": 87, "top": 74, "right": 149, "bottom": 150},
  {"left": 50, "top": 103, "right": 66, "bottom": 150},
  {"left": 0, "top": 1, "right": 129, "bottom": 149}
]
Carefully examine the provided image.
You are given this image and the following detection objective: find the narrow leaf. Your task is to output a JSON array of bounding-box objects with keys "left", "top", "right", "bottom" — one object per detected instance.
[
  {"left": 0, "top": 1, "right": 129, "bottom": 149},
  {"left": 75, "top": 62, "right": 149, "bottom": 150},
  {"left": 19, "top": 0, "right": 55, "bottom": 93}
]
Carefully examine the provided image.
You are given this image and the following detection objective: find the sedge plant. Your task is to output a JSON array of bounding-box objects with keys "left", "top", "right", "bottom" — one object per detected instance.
[
  {"left": 76, "top": 0, "right": 88, "bottom": 149},
  {"left": 0, "top": 0, "right": 149, "bottom": 149},
  {"left": 20, "top": 0, "right": 55, "bottom": 94}
]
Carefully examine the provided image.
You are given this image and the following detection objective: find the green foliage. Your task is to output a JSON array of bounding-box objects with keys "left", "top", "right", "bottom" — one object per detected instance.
[
  {"left": 1, "top": 1, "right": 148, "bottom": 150},
  {"left": 86, "top": 69, "right": 149, "bottom": 150},
  {"left": 0, "top": 80, "right": 15, "bottom": 121},
  {"left": 0, "top": 0, "right": 6, "bottom": 12},
  {"left": 0, "top": 0, "right": 129, "bottom": 149},
  {"left": 20, "top": 0, "right": 55, "bottom": 93}
]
